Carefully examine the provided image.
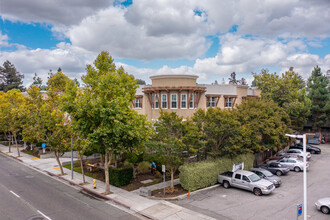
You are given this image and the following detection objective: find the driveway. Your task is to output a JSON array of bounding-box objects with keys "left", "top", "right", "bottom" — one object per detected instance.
[{"left": 172, "top": 144, "right": 330, "bottom": 220}]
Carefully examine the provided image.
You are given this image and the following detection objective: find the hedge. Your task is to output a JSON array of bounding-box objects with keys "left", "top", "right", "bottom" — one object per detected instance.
[
  {"left": 179, "top": 153, "right": 254, "bottom": 191},
  {"left": 109, "top": 166, "right": 133, "bottom": 187}
]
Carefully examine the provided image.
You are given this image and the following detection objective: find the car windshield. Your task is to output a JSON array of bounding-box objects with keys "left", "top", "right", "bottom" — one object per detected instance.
[
  {"left": 263, "top": 170, "right": 273, "bottom": 177},
  {"left": 249, "top": 174, "right": 261, "bottom": 182}
]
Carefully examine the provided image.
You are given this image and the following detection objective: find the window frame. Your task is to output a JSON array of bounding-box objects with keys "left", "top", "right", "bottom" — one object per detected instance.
[
  {"left": 181, "top": 93, "right": 187, "bottom": 109},
  {"left": 134, "top": 97, "right": 142, "bottom": 109},
  {"left": 154, "top": 94, "right": 159, "bottom": 109},
  {"left": 225, "top": 97, "right": 233, "bottom": 108},
  {"left": 208, "top": 96, "right": 216, "bottom": 107},
  {"left": 161, "top": 94, "right": 167, "bottom": 109},
  {"left": 171, "top": 93, "right": 178, "bottom": 109},
  {"left": 189, "top": 94, "right": 194, "bottom": 109}
]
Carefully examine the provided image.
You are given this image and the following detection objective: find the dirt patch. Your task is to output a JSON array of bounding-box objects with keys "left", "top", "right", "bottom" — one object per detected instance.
[
  {"left": 121, "top": 173, "right": 162, "bottom": 191},
  {"left": 152, "top": 185, "right": 187, "bottom": 198}
]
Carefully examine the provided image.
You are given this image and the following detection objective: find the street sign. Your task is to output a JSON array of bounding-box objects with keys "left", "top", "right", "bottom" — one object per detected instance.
[
  {"left": 42, "top": 143, "right": 46, "bottom": 154},
  {"left": 297, "top": 204, "right": 302, "bottom": 217},
  {"left": 42, "top": 143, "right": 46, "bottom": 148},
  {"left": 162, "top": 165, "right": 165, "bottom": 173}
]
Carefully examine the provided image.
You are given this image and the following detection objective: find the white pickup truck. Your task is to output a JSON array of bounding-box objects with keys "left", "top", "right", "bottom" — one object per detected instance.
[{"left": 218, "top": 170, "right": 275, "bottom": 196}]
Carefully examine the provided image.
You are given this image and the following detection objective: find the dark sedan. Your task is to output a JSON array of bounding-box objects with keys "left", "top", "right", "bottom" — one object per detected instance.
[
  {"left": 290, "top": 143, "right": 321, "bottom": 154},
  {"left": 258, "top": 162, "right": 290, "bottom": 176}
]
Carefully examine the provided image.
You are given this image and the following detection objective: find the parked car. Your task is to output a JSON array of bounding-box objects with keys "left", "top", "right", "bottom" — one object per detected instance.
[
  {"left": 278, "top": 149, "right": 311, "bottom": 160},
  {"left": 275, "top": 157, "right": 309, "bottom": 172},
  {"left": 258, "top": 162, "right": 290, "bottom": 176},
  {"left": 250, "top": 168, "right": 281, "bottom": 187},
  {"left": 315, "top": 197, "right": 330, "bottom": 214},
  {"left": 268, "top": 154, "right": 302, "bottom": 162},
  {"left": 290, "top": 143, "right": 321, "bottom": 154},
  {"left": 218, "top": 170, "right": 275, "bottom": 196},
  {"left": 308, "top": 137, "right": 320, "bottom": 145}
]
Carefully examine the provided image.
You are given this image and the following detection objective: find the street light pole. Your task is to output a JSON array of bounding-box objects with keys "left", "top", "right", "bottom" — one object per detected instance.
[
  {"left": 285, "top": 134, "right": 307, "bottom": 220},
  {"left": 302, "top": 134, "right": 307, "bottom": 220},
  {"left": 71, "top": 137, "right": 73, "bottom": 180}
]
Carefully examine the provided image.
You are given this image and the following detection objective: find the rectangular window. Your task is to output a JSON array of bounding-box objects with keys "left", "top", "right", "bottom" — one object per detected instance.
[
  {"left": 154, "top": 94, "right": 159, "bottom": 109},
  {"left": 161, "top": 94, "right": 167, "bottom": 109},
  {"left": 225, "top": 97, "right": 233, "bottom": 108},
  {"left": 208, "top": 97, "right": 216, "bottom": 107},
  {"left": 235, "top": 174, "right": 241, "bottom": 179},
  {"left": 189, "top": 94, "right": 194, "bottom": 109},
  {"left": 171, "top": 94, "right": 177, "bottom": 109},
  {"left": 134, "top": 98, "right": 142, "bottom": 109},
  {"left": 181, "top": 94, "right": 187, "bottom": 109}
]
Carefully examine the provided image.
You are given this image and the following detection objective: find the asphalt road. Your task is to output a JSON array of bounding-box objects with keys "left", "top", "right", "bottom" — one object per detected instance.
[
  {"left": 172, "top": 144, "right": 330, "bottom": 220},
  {"left": 0, "top": 153, "right": 140, "bottom": 220}
]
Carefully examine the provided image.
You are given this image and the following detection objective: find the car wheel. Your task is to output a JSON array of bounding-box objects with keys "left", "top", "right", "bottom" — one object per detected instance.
[
  {"left": 311, "top": 150, "right": 315, "bottom": 154},
  {"left": 321, "top": 206, "right": 330, "bottom": 214},
  {"left": 294, "top": 166, "right": 301, "bottom": 172},
  {"left": 223, "top": 181, "right": 230, "bottom": 189},
  {"left": 276, "top": 170, "right": 282, "bottom": 176},
  {"left": 253, "top": 188, "right": 262, "bottom": 196}
]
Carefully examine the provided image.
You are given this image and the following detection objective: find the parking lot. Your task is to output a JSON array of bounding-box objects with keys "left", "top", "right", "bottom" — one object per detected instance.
[{"left": 172, "top": 144, "right": 330, "bottom": 220}]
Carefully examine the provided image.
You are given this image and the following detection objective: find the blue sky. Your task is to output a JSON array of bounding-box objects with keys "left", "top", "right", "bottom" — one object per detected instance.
[{"left": 0, "top": 0, "right": 329, "bottom": 86}]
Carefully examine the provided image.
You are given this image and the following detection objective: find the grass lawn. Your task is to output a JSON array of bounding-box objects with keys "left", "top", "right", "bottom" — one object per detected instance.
[{"left": 63, "top": 163, "right": 100, "bottom": 179}]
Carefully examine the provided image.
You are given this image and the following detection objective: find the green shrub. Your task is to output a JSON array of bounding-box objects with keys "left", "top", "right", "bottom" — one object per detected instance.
[
  {"left": 109, "top": 166, "right": 133, "bottom": 187},
  {"left": 137, "top": 161, "right": 151, "bottom": 174},
  {"left": 179, "top": 153, "right": 254, "bottom": 191}
]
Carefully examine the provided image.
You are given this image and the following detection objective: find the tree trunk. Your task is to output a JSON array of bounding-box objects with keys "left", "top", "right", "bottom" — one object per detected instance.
[
  {"left": 170, "top": 168, "right": 174, "bottom": 189},
  {"left": 79, "top": 152, "right": 85, "bottom": 183},
  {"left": 14, "top": 135, "right": 20, "bottom": 157},
  {"left": 54, "top": 151, "right": 64, "bottom": 175},
  {"left": 132, "top": 164, "right": 136, "bottom": 179},
  {"left": 7, "top": 133, "right": 11, "bottom": 153},
  {"left": 104, "top": 151, "right": 112, "bottom": 194}
]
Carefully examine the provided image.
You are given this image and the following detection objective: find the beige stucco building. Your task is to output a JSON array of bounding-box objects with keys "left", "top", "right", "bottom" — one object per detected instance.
[{"left": 133, "top": 75, "right": 260, "bottom": 120}]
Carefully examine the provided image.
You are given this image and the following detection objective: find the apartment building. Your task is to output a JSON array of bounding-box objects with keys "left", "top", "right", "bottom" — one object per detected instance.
[{"left": 133, "top": 75, "right": 260, "bottom": 120}]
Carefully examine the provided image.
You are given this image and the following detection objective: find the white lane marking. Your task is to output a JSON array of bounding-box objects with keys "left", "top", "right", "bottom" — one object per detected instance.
[
  {"left": 9, "top": 190, "right": 20, "bottom": 198},
  {"left": 37, "top": 210, "right": 52, "bottom": 220}
]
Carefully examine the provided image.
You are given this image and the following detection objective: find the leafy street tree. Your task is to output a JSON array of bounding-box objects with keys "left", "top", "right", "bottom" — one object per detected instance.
[
  {"left": 151, "top": 111, "right": 185, "bottom": 189},
  {"left": 195, "top": 108, "right": 242, "bottom": 157},
  {"left": 0, "top": 91, "right": 12, "bottom": 152},
  {"left": 62, "top": 51, "right": 150, "bottom": 194},
  {"left": 253, "top": 69, "right": 311, "bottom": 130},
  {"left": 0, "top": 60, "right": 25, "bottom": 92},
  {"left": 235, "top": 98, "right": 291, "bottom": 153},
  {"left": 307, "top": 66, "right": 330, "bottom": 131},
  {"left": 44, "top": 70, "right": 72, "bottom": 175},
  {"left": 4, "top": 89, "right": 26, "bottom": 157}
]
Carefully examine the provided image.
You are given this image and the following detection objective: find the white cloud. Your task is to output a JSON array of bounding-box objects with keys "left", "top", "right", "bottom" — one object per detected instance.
[
  {"left": 0, "top": 0, "right": 113, "bottom": 25},
  {"left": 0, "top": 31, "right": 10, "bottom": 47},
  {"left": 68, "top": 6, "right": 209, "bottom": 60}
]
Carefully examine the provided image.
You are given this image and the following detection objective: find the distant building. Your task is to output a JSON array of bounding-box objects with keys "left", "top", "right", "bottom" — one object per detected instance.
[{"left": 133, "top": 75, "right": 260, "bottom": 120}]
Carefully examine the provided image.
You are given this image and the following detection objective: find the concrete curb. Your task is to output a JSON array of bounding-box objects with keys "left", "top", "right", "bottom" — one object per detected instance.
[{"left": 148, "top": 184, "right": 220, "bottom": 201}]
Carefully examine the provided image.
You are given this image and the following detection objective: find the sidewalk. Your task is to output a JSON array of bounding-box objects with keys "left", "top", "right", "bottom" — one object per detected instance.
[{"left": 0, "top": 144, "right": 215, "bottom": 220}]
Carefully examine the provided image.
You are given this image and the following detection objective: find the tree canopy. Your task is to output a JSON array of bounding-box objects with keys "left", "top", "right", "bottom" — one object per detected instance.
[
  {"left": 0, "top": 60, "right": 24, "bottom": 92},
  {"left": 307, "top": 66, "right": 330, "bottom": 131}
]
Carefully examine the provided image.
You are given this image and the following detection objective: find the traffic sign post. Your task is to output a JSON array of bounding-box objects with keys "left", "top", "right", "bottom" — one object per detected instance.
[
  {"left": 42, "top": 143, "right": 46, "bottom": 154},
  {"left": 297, "top": 204, "right": 302, "bottom": 220},
  {"left": 162, "top": 165, "right": 165, "bottom": 195}
]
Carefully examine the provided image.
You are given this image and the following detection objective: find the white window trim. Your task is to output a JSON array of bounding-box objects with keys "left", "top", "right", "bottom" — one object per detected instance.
[
  {"left": 225, "top": 97, "right": 233, "bottom": 108},
  {"left": 154, "top": 94, "right": 159, "bottom": 109},
  {"left": 134, "top": 98, "right": 142, "bottom": 109},
  {"left": 189, "top": 94, "right": 194, "bottom": 109},
  {"left": 171, "top": 93, "right": 178, "bottom": 109},
  {"left": 181, "top": 93, "right": 187, "bottom": 109},
  {"left": 208, "top": 96, "right": 216, "bottom": 108},
  {"left": 161, "top": 94, "right": 167, "bottom": 109}
]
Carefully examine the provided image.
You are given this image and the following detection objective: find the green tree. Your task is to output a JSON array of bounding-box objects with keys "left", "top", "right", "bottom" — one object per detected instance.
[
  {"left": 151, "top": 111, "right": 185, "bottom": 189},
  {"left": 235, "top": 98, "right": 291, "bottom": 153},
  {"left": 253, "top": 69, "right": 311, "bottom": 130},
  {"left": 0, "top": 91, "right": 12, "bottom": 152},
  {"left": 62, "top": 51, "right": 150, "bottom": 194},
  {"left": 136, "top": 79, "right": 146, "bottom": 85},
  {"left": 196, "top": 108, "right": 242, "bottom": 157},
  {"left": 0, "top": 60, "right": 25, "bottom": 92},
  {"left": 307, "top": 66, "right": 330, "bottom": 131},
  {"left": 4, "top": 89, "right": 26, "bottom": 157}
]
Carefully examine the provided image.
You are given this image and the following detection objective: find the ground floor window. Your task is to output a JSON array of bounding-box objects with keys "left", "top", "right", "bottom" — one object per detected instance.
[
  {"left": 162, "top": 94, "right": 167, "bottom": 109},
  {"left": 171, "top": 94, "right": 177, "bottom": 109},
  {"left": 181, "top": 94, "right": 187, "bottom": 109},
  {"left": 225, "top": 97, "right": 233, "bottom": 108},
  {"left": 134, "top": 97, "right": 142, "bottom": 109},
  {"left": 208, "top": 96, "right": 216, "bottom": 107}
]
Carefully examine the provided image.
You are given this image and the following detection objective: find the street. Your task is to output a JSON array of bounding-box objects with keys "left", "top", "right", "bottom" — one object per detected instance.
[
  {"left": 172, "top": 144, "right": 330, "bottom": 220},
  {"left": 0, "top": 153, "right": 140, "bottom": 220}
]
